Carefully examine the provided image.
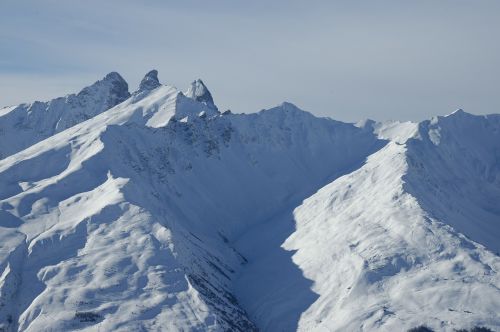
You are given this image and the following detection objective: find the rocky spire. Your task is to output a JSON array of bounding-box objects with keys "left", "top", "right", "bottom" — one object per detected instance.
[
  {"left": 185, "top": 79, "right": 217, "bottom": 110},
  {"left": 138, "top": 69, "right": 161, "bottom": 91},
  {"left": 77, "top": 71, "right": 130, "bottom": 105}
]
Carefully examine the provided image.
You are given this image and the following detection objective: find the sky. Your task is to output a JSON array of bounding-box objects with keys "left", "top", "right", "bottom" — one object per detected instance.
[{"left": 1, "top": 0, "right": 499, "bottom": 122}]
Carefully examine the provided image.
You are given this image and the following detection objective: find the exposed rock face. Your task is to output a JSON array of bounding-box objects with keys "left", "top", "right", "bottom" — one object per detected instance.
[
  {"left": 0, "top": 72, "right": 130, "bottom": 158},
  {"left": 137, "top": 69, "right": 161, "bottom": 92}
]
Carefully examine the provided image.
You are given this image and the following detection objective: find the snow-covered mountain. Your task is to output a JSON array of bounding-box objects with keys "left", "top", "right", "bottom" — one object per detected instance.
[
  {"left": 0, "top": 72, "right": 130, "bottom": 159},
  {"left": 0, "top": 70, "right": 498, "bottom": 332}
]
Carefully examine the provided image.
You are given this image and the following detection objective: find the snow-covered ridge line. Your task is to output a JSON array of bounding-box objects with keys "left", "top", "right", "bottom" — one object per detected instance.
[
  {"left": 284, "top": 140, "right": 500, "bottom": 331},
  {"left": 0, "top": 69, "right": 222, "bottom": 161},
  {"left": 0, "top": 72, "right": 130, "bottom": 159},
  {"left": 0, "top": 70, "right": 499, "bottom": 331},
  {"left": 0, "top": 70, "right": 383, "bottom": 330},
  {"left": 404, "top": 110, "right": 500, "bottom": 253}
]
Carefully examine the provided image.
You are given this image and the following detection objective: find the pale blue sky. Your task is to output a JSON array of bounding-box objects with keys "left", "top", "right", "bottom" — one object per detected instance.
[{"left": 1, "top": 0, "right": 499, "bottom": 121}]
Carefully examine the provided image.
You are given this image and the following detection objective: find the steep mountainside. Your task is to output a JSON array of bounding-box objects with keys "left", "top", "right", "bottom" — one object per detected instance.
[
  {"left": 0, "top": 71, "right": 498, "bottom": 332},
  {"left": 0, "top": 72, "right": 130, "bottom": 159},
  {"left": 280, "top": 141, "right": 499, "bottom": 331},
  {"left": 405, "top": 111, "right": 500, "bottom": 253}
]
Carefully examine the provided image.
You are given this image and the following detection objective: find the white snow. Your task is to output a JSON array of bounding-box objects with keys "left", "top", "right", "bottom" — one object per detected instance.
[
  {"left": 0, "top": 71, "right": 499, "bottom": 332},
  {"left": 358, "top": 119, "right": 419, "bottom": 144},
  {"left": 284, "top": 142, "right": 500, "bottom": 331}
]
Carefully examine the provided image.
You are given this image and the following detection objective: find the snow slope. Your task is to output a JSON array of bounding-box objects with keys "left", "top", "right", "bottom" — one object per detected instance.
[
  {"left": 0, "top": 71, "right": 499, "bottom": 331},
  {"left": 232, "top": 114, "right": 500, "bottom": 331},
  {"left": 283, "top": 141, "right": 499, "bottom": 331},
  {"left": 0, "top": 70, "right": 381, "bottom": 331},
  {"left": 405, "top": 111, "right": 500, "bottom": 253}
]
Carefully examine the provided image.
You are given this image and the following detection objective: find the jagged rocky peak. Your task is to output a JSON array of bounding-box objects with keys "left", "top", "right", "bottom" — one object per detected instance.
[
  {"left": 0, "top": 71, "right": 133, "bottom": 159},
  {"left": 77, "top": 71, "right": 130, "bottom": 104},
  {"left": 138, "top": 69, "right": 161, "bottom": 91},
  {"left": 103, "top": 72, "right": 130, "bottom": 98},
  {"left": 185, "top": 79, "right": 217, "bottom": 110}
]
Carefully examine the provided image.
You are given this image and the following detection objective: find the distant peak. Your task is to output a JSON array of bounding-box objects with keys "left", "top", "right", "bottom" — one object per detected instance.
[
  {"left": 280, "top": 101, "right": 301, "bottom": 111},
  {"left": 138, "top": 69, "right": 161, "bottom": 91},
  {"left": 76, "top": 71, "right": 130, "bottom": 102},
  {"left": 185, "top": 79, "right": 217, "bottom": 110},
  {"left": 84, "top": 71, "right": 128, "bottom": 90},
  {"left": 103, "top": 71, "right": 126, "bottom": 83},
  {"left": 275, "top": 101, "right": 307, "bottom": 115},
  {"left": 446, "top": 108, "right": 472, "bottom": 118},
  {"left": 258, "top": 102, "right": 311, "bottom": 120}
]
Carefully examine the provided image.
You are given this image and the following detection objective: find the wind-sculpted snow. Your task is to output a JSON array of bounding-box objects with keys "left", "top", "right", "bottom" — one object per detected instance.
[{"left": 0, "top": 71, "right": 499, "bottom": 331}]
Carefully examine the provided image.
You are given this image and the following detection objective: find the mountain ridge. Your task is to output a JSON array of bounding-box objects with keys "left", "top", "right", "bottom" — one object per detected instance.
[
  {"left": 0, "top": 71, "right": 130, "bottom": 159},
  {"left": 0, "top": 71, "right": 498, "bottom": 332}
]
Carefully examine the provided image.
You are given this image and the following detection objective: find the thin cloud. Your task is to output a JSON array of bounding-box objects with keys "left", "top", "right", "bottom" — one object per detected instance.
[{"left": 1, "top": 0, "right": 499, "bottom": 121}]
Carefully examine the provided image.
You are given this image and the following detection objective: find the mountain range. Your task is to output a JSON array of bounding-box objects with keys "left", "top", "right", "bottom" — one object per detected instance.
[{"left": 0, "top": 70, "right": 498, "bottom": 332}]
